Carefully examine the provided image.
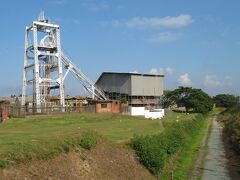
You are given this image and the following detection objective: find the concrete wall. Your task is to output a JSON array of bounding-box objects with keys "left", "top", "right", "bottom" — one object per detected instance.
[
  {"left": 130, "top": 107, "right": 145, "bottom": 116},
  {"left": 145, "top": 109, "right": 165, "bottom": 119},
  {"left": 130, "top": 107, "right": 165, "bottom": 119}
]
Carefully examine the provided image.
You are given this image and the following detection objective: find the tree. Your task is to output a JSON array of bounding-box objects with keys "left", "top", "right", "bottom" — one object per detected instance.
[
  {"left": 163, "top": 90, "right": 172, "bottom": 96},
  {"left": 213, "top": 94, "right": 238, "bottom": 108},
  {"left": 164, "top": 87, "right": 213, "bottom": 114}
]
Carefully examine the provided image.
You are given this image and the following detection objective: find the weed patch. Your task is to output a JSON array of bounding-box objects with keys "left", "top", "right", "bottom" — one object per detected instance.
[
  {"left": 0, "top": 160, "right": 6, "bottom": 168},
  {"left": 79, "top": 131, "right": 98, "bottom": 150},
  {"left": 220, "top": 104, "right": 240, "bottom": 153}
]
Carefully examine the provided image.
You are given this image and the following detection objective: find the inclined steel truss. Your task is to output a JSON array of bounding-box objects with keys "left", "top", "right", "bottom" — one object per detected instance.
[
  {"left": 21, "top": 12, "right": 107, "bottom": 110},
  {"left": 61, "top": 53, "right": 108, "bottom": 100}
]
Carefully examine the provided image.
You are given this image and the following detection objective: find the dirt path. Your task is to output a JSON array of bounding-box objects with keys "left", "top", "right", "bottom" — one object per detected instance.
[{"left": 201, "top": 116, "right": 231, "bottom": 180}]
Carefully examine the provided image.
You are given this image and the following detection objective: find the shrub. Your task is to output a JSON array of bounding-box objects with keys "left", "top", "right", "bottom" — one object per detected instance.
[
  {"left": 220, "top": 104, "right": 240, "bottom": 153},
  {"left": 223, "top": 116, "right": 240, "bottom": 152},
  {"left": 0, "top": 160, "right": 6, "bottom": 168},
  {"left": 60, "top": 142, "right": 70, "bottom": 153},
  {"left": 130, "top": 114, "right": 206, "bottom": 175},
  {"left": 79, "top": 131, "right": 97, "bottom": 150},
  {"left": 130, "top": 134, "right": 168, "bottom": 174},
  {"left": 164, "top": 128, "right": 186, "bottom": 155}
]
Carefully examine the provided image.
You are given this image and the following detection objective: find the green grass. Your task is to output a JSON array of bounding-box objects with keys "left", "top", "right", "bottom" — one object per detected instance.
[
  {"left": 0, "top": 112, "right": 164, "bottom": 165},
  {"left": 169, "top": 116, "right": 208, "bottom": 179},
  {"left": 0, "top": 111, "right": 198, "bottom": 168},
  {"left": 79, "top": 130, "right": 98, "bottom": 150},
  {"left": 161, "top": 108, "right": 221, "bottom": 179},
  {"left": 130, "top": 113, "right": 204, "bottom": 177}
]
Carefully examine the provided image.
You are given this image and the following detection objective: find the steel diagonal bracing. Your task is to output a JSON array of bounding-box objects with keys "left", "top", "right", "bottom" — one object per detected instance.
[{"left": 61, "top": 53, "right": 108, "bottom": 100}]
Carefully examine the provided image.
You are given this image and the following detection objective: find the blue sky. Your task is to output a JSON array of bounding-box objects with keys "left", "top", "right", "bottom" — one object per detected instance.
[{"left": 0, "top": 0, "right": 239, "bottom": 96}]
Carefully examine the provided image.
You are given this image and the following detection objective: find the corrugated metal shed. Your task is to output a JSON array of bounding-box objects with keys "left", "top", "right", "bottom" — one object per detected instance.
[{"left": 95, "top": 72, "right": 164, "bottom": 96}]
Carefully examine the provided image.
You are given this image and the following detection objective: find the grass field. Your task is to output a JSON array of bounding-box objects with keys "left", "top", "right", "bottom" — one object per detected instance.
[{"left": 0, "top": 111, "right": 196, "bottom": 167}]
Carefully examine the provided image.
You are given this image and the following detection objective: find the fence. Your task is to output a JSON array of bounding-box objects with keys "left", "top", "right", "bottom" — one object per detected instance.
[
  {"left": 9, "top": 105, "right": 96, "bottom": 118},
  {"left": 9, "top": 104, "right": 167, "bottom": 119}
]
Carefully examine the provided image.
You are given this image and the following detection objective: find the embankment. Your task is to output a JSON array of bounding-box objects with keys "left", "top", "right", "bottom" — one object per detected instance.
[
  {"left": 0, "top": 140, "right": 154, "bottom": 180},
  {"left": 130, "top": 114, "right": 208, "bottom": 179}
]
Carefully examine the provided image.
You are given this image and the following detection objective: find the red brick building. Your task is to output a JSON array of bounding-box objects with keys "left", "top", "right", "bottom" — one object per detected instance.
[
  {"left": 96, "top": 100, "right": 121, "bottom": 113},
  {"left": 0, "top": 101, "right": 10, "bottom": 122}
]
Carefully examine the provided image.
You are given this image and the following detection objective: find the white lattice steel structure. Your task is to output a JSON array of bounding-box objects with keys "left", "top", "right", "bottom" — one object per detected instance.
[{"left": 22, "top": 12, "right": 107, "bottom": 111}]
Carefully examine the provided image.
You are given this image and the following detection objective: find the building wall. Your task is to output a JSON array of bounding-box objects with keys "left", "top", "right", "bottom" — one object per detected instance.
[
  {"left": 96, "top": 102, "right": 112, "bottom": 113},
  {"left": 96, "top": 101, "right": 121, "bottom": 113},
  {"left": 0, "top": 101, "right": 10, "bottom": 122},
  {"left": 131, "top": 75, "right": 164, "bottom": 96},
  {"left": 96, "top": 73, "right": 164, "bottom": 102},
  {"left": 96, "top": 73, "right": 131, "bottom": 95}
]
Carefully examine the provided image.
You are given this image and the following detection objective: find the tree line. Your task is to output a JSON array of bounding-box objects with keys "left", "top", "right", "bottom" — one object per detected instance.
[{"left": 162, "top": 86, "right": 239, "bottom": 114}]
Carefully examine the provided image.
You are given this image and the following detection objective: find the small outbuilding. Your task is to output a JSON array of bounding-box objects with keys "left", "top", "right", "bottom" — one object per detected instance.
[
  {"left": 96, "top": 100, "right": 121, "bottom": 113},
  {"left": 0, "top": 101, "right": 10, "bottom": 122}
]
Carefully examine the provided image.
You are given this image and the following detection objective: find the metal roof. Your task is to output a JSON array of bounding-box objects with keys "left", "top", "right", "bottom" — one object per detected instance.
[{"left": 96, "top": 72, "right": 164, "bottom": 84}]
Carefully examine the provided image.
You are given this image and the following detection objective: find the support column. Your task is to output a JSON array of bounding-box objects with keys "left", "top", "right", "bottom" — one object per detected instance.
[
  {"left": 56, "top": 28, "right": 65, "bottom": 106},
  {"left": 21, "top": 28, "right": 28, "bottom": 106},
  {"left": 92, "top": 85, "right": 95, "bottom": 99},
  {"left": 33, "top": 25, "right": 41, "bottom": 112}
]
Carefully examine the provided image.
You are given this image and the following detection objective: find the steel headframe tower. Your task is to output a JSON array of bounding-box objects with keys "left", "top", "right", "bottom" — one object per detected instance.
[{"left": 21, "top": 12, "right": 65, "bottom": 111}]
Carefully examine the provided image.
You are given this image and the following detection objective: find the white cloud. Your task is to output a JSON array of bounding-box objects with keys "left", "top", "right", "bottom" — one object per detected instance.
[
  {"left": 126, "top": 14, "right": 193, "bottom": 28},
  {"left": 147, "top": 67, "right": 173, "bottom": 75},
  {"left": 100, "top": 14, "right": 192, "bottom": 43},
  {"left": 203, "top": 75, "right": 233, "bottom": 89},
  {"left": 129, "top": 70, "right": 138, "bottom": 73},
  {"left": 149, "top": 68, "right": 158, "bottom": 74},
  {"left": 166, "top": 67, "right": 174, "bottom": 75},
  {"left": 150, "top": 32, "right": 182, "bottom": 43},
  {"left": 103, "top": 14, "right": 193, "bottom": 29},
  {"left": 159, "top": 68, "right": 164, "bottom": 75},
  {"left": 149, "top": 68, "right": 164, "bottom": 75},
  {"left": 204, "top": 75, "right": 222, "bottom": 88},
  {"left": 178, "top": 73, "right": 192, "bottom": 86}
]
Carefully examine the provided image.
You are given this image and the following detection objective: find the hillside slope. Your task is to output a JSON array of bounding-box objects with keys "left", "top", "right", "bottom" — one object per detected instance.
[{"left": 0, "top": 141, "right": 154, "bottom": 180}]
